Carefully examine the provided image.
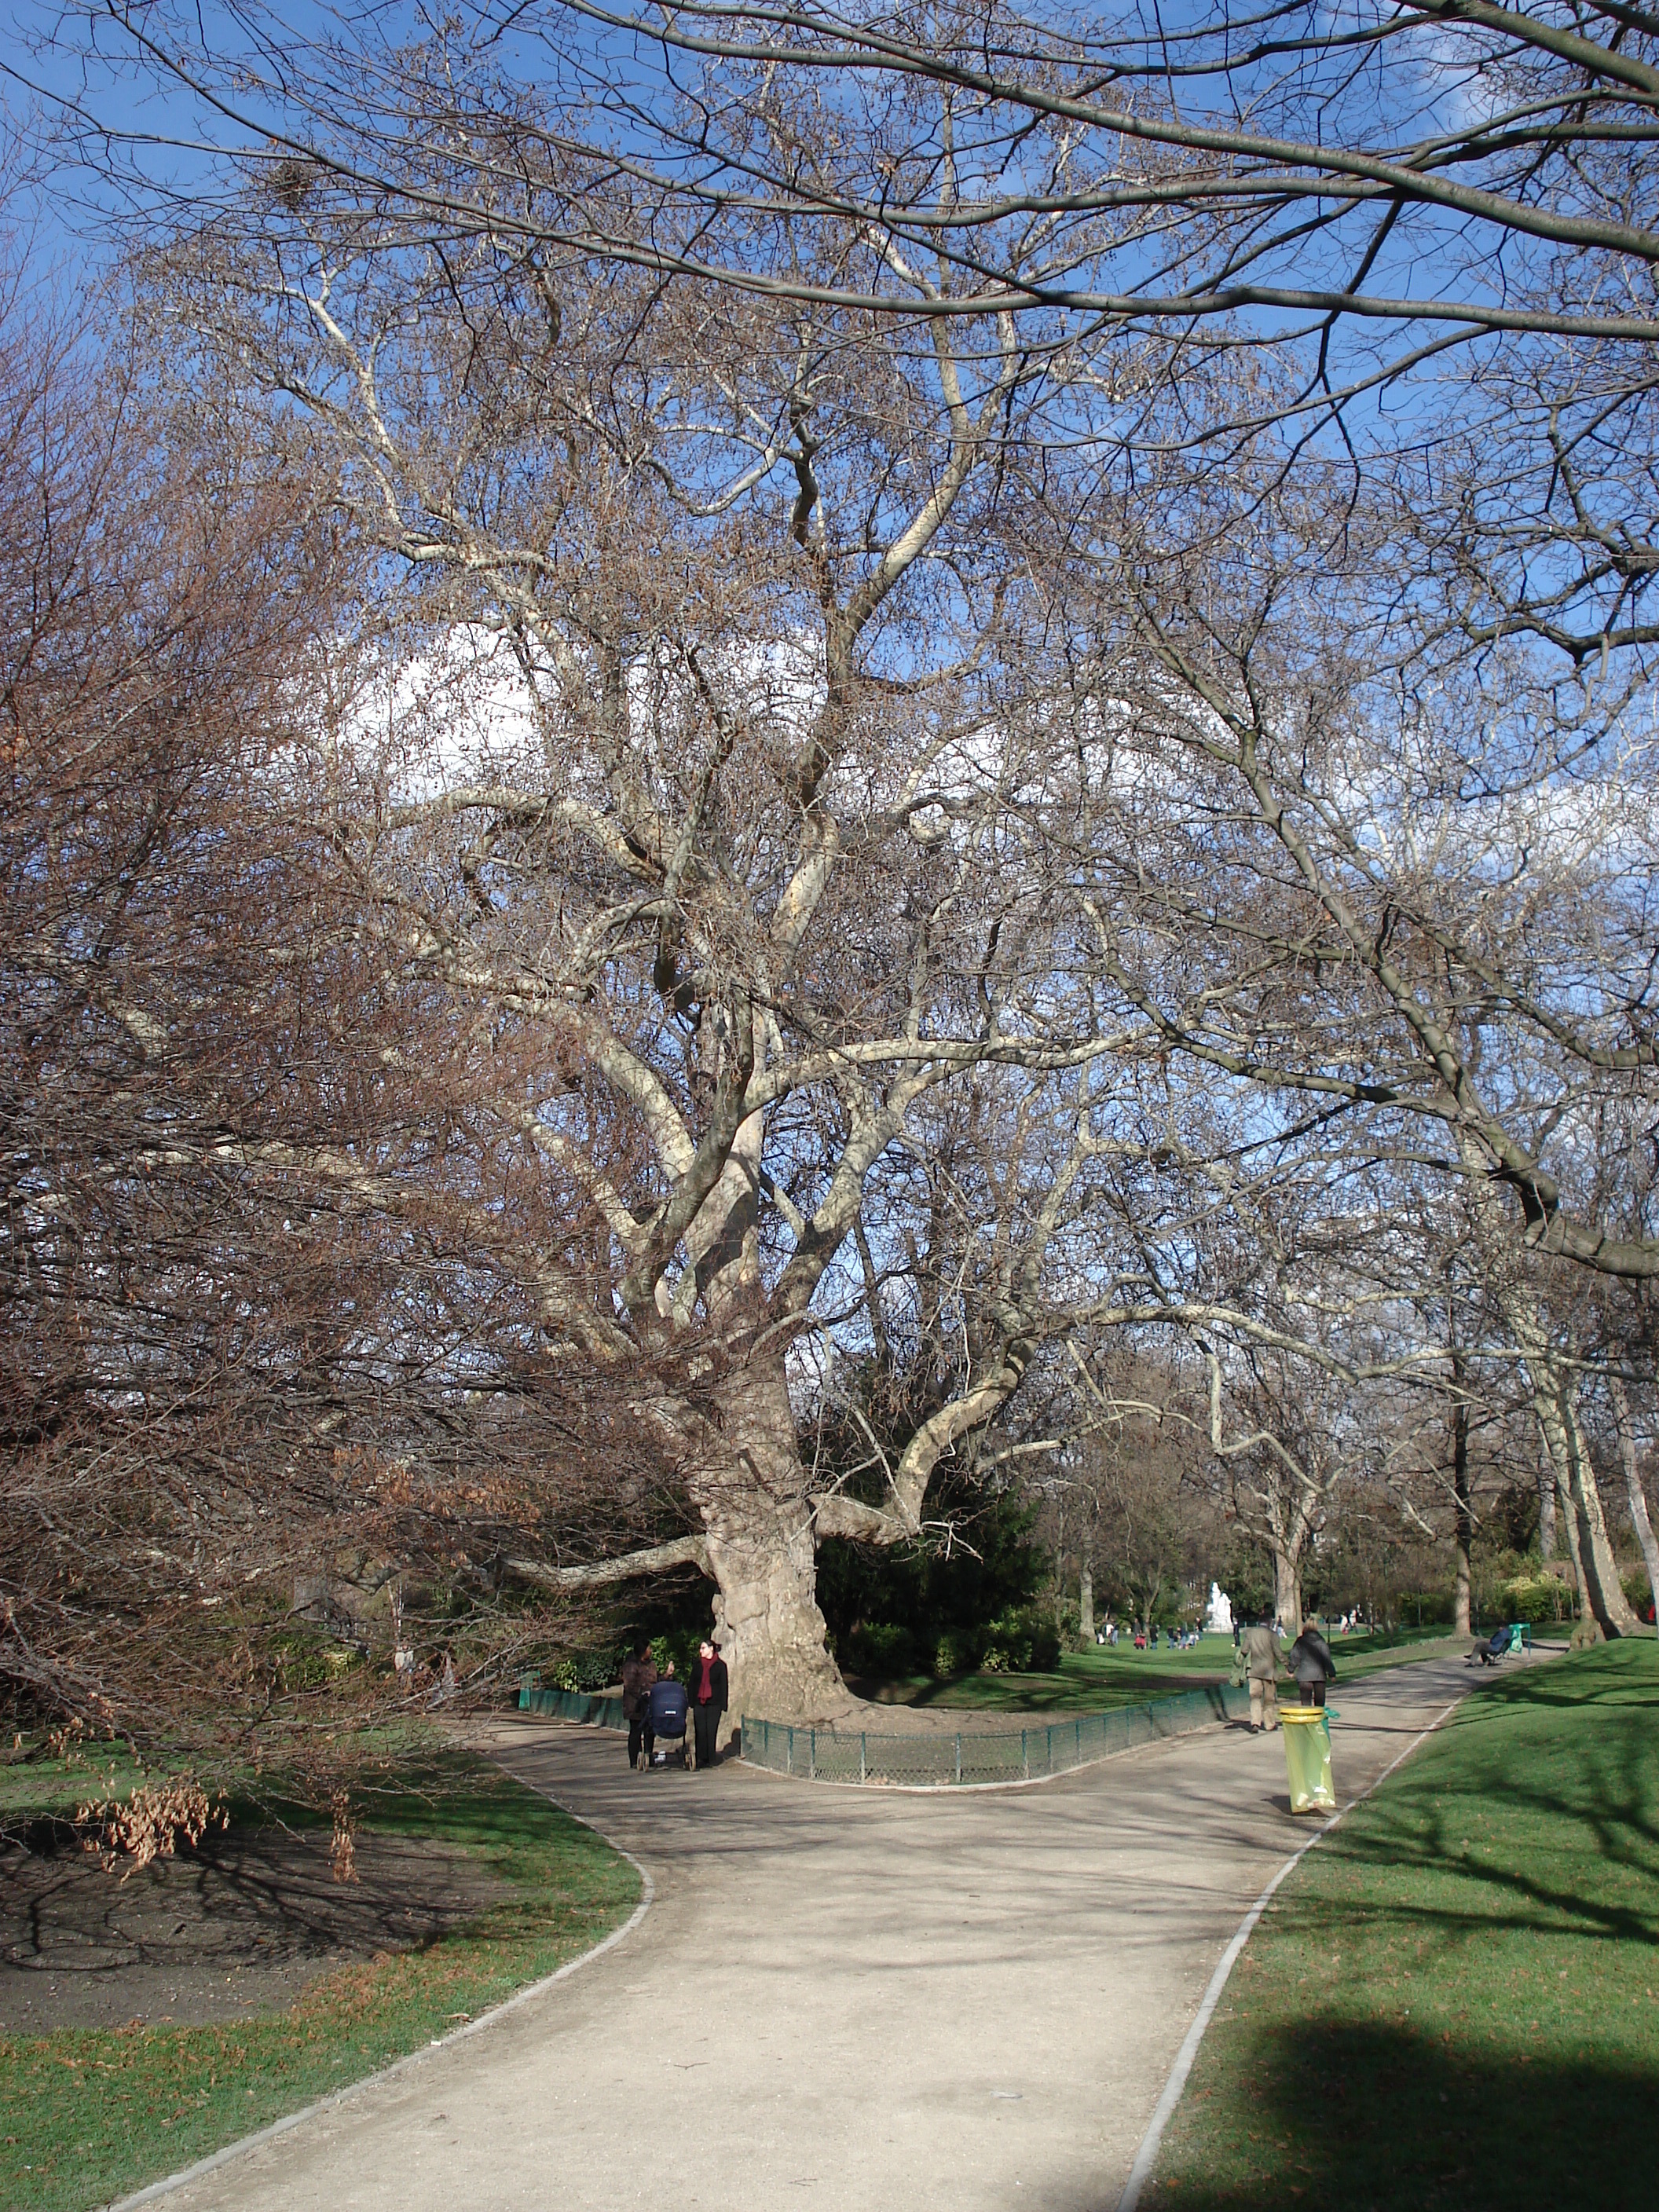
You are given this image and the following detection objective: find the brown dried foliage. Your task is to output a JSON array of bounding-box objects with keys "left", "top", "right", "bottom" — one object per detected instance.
[{"left": 0, "top": 232, "right": 696, "bottom": 1792}]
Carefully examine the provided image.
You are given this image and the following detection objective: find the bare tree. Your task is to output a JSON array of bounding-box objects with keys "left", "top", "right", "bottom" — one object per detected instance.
[
  {"left": 27, "top": 0, "right": 1659, "bottom": 1705},
  {"left": 123, "top": 151, "right": 1174, "bottom": 1719},
  {"left": 1610, "top": 1378, "right": 1659, "bottom": 1632},
  {"left": 0, "top": 231, "right": 679, "bottom": 1778}
]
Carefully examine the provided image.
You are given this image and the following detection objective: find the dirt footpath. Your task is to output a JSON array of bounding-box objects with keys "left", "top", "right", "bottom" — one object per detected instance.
[{"left": 154, "top": 1654, "right": 1511, "bottom": 2212}]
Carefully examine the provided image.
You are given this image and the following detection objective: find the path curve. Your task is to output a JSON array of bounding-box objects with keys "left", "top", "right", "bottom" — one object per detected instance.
[{"left": 154, "top": 1654, "right": 1501, "bottom": 2212}]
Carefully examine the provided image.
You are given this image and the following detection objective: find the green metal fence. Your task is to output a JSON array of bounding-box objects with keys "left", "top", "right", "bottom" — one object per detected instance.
[
  {"left": 518, "top": 1683, "right": 626, "bottom": 1730},
  {"left": 740, "top": 1682, "right": 1250, "bottom": 1787}
]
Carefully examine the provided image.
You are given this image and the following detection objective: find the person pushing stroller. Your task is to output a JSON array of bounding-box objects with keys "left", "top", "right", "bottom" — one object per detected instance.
[{"left": 621, "top": 1640, "right": 657, "bottom": 1771}]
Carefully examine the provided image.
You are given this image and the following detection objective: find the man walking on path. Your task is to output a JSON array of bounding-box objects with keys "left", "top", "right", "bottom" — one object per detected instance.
[
  {"left": 1241, "top": 1617, "right": 1284, "bottom": 1732},
  {"left": 1287, "top": 1621, "right": 1337, "bottom": 1707}
]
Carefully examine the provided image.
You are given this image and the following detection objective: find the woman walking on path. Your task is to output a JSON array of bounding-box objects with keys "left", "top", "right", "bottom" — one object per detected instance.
[
  {"left": 690, "top": 1639, "right": 728, "bottom": 1770},
  {"left": 1287, "top": 1622, "right": 1337, "bottom": 1707},
  {"left": 621, "top": 1641, "right": 657, "bottom": 1771}
]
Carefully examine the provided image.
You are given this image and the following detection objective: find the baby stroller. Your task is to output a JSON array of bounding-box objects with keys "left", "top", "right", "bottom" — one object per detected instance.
[{"left": 646, "top": 1676, "right": 690, "bottom": 1767}]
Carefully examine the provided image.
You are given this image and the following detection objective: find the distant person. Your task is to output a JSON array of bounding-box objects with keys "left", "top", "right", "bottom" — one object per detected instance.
[
  {"left": 690, "top": 1638, "right": 728, "bottom": 1770},
  {"left": 1287, "top": 1622, "right": 1337, "bottom": 1707},
  {"left": 621, "top": 1639, "right": 657, "bottom": 1771},
  {"left": 1240, "top": 1615, "right": 1284, "bottom": 1733}
]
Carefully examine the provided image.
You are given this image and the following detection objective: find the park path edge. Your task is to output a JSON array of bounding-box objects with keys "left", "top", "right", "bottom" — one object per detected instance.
[
  {"left": 98, "top": 1754, "right": 654, "bottom": 2212},
  {"left": 1113, "top": 1690, "right": 1471, "bottom": 2212}
]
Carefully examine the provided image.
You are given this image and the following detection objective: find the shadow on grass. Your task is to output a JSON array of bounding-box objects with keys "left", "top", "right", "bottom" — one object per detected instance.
[
  {"left": 1147, "top": 2020, "right": 1659, "bottom": 2209},
  {"left": 852, "top": 1628, "right": 1463, "bottom": 1716},
  {"left": 888, "top": 1668, "right": 1220, "bottom": 1712},
  {"left": 1306, "top": 1660, "right": 1659, "bottom": 1950}
]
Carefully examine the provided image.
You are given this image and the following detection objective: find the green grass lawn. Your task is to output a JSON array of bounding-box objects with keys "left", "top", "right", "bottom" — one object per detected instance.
[
  {"left": 860, "top": 1625, "right": 1464, "bottom": 1715},
  {"left": 1146, "top": 1639, "right": 1659, "bottom": 2210},
  {"left": 0, "top": 1748, "right": 148, "bottom": 1821},
  {"left": 0, "top": 1751, "right": 639, "bottom": 2212}
]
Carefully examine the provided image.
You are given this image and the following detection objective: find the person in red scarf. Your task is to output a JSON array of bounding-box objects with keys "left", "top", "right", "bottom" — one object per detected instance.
[{"left": 690, "top": 1637, "right": 729, "bottom": 1770}]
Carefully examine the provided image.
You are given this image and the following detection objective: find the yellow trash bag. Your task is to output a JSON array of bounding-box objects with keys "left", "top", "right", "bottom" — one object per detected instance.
[{"left": 1281, "top": 1707, "right": 1335, "bottom": 1814}]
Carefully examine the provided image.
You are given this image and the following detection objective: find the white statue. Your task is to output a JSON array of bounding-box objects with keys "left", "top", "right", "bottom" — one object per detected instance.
[{"left": 1204, "top": 1581, "right": 1233, "bottom": 1635}]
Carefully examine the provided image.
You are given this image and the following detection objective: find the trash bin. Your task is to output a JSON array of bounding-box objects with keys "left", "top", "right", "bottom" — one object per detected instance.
[{"left": 1281, "top": 1707, "right": 1335, "bottom": 1814}]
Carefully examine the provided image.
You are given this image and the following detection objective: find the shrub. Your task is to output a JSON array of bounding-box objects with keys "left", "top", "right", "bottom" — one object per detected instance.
[
  {"left": 1393, "top": 1588, "right": 1456, "bottom": 1627},
  {"left": 932, "top": 1628, "right": 987, "bottom": 1677},
  {"left": 844, "top": 1622, "right": 918, "bottom": 1676},
  {"left": 272, "top": 1632, "right": 364, "bottom": 1692},
  {"left": 648, "top": 1632, "right": 705, "bottom": 1681},
  {"left": 978, "top": 1608, "right": 1063, "bottom": 1673},
  {"left": 545, "top": 1644, "right": 627, "bottom": 1694},
  {"left": 1497, "top": 1575, "right": 1572, "bottom": 1626}
]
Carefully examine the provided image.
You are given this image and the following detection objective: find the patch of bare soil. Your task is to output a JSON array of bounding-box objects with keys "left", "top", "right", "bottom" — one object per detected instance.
[{"left": 0, "top": 1825, "right": 507, "bottom": 2035}]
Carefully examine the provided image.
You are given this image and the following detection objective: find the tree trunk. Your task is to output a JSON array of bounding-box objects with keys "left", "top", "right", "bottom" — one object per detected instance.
[
  {"left": 695, "top": 1357, "right": 851, "bottom": 1724},
  {"left": 1273, "top": 1547, "right": 1302, "bottom": 1638},
  {"left": 1562, "top": 1394, "right": 1637, "bottom": 1636},
  {"left": 1536, "top": 1389, "right": 1634, "bottom": 1637},
  {"left": 1079, "top": 1563, "right": 1095, "bottom": 1644},
  {"left": 1537, "top": 1444, "right": 1558, "bottom": 1561},
  {"left": 1454, "top": 1133, "right": 1628, "bottom": 1632},
  {"left": 1610, "top": 1376, "right": 1659, "bottom": 1635},
  {"left": 1052, "top": 1493, "right": 1068, "bottom": 1631},
  {"left": 1547, "top": 1415, "right": 1587, "bottom": 1613},
  {"left": 1452, "top": 1399, "right": 1473, "bottom": 1638}
]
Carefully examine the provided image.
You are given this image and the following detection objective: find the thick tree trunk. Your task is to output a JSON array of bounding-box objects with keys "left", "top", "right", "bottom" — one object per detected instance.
[
  {"left": 1452, "top": 1399, "right": 1473, "bottom": 1638},
  {"left": 1536, "top": 1389, "right": 1635, "bottom": 1638},
  {"left": 1564, "top": 1396, "right": 1637, "bottom": 1635},
  {"left": 1537, "top": 1443, "right": 1558, "bottom": 1561},
  {"left": 1079, "top": 1563, "right": 1095, "bottom": 1644},
  {"left": 1547, "top": 1416, "right": 1588, "bottom": 1615},
  {"left": 1454, "top": 1134, "right": 1625, "bottom": 1628},
  {"left": 1273, "top": 1547, "right": 1302, "bottom": 1638},
  {"left": 695, "top": 1357, "right": 851, "bottom": 1725},
  {"left": 1610, "top": 1377, "right": 1659, "bottom": 1635}
]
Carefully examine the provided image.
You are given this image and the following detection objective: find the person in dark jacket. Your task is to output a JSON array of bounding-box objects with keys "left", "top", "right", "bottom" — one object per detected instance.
[
  {"left": 621, "top": 1640, "right": 658, "bottom": 1770},
  {"left": 690, "top": 1638, "right": 728, "bottom": 1769},
  {"left": 1287, "top": 1622, "right": 1337, "bottom": 1707}
]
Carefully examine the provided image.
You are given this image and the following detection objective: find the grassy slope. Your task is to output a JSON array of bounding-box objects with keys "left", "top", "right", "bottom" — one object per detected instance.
[
  {"left": 1147, "top": 1639, "right": 1659, "bottom": 2210},
  {"left": 0, "top": 1752, "right": 639, "bottom": 2212},
  {"left": 859, "top": 1626, "right": 1463, "bottom": 1715}
]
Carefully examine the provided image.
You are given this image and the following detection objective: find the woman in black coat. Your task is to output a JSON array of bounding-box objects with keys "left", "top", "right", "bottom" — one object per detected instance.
[
  {"left": 690, "top": 1638, "right": 728, "bottom": 1769},
  {"left": 1287, "top": 1622, "right": 1337, "bottom": 1706}
]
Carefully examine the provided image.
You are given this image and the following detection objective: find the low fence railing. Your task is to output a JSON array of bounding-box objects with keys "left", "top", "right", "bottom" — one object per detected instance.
[
  {"left": 740, "top": 1681, "right": 1250, "bottom": 1787},
  {"left": 518, "top": 1683, "right": 626, "bottom": 1730}
]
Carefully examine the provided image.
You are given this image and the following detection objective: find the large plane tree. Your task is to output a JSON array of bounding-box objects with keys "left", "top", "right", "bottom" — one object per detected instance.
[{"left": 157, "top": 139, "right": 1150, "bottom": 1717}]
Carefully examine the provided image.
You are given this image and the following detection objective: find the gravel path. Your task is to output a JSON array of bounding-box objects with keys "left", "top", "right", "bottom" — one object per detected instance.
[{"left": 152, "top": 1652, "right": 1515, "bottom": 2212}]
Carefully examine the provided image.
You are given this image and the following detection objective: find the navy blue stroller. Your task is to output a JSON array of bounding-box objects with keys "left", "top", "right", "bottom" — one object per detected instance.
[{"left": 646, "top": 1677, "right": 690, "bottom": 1767}]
